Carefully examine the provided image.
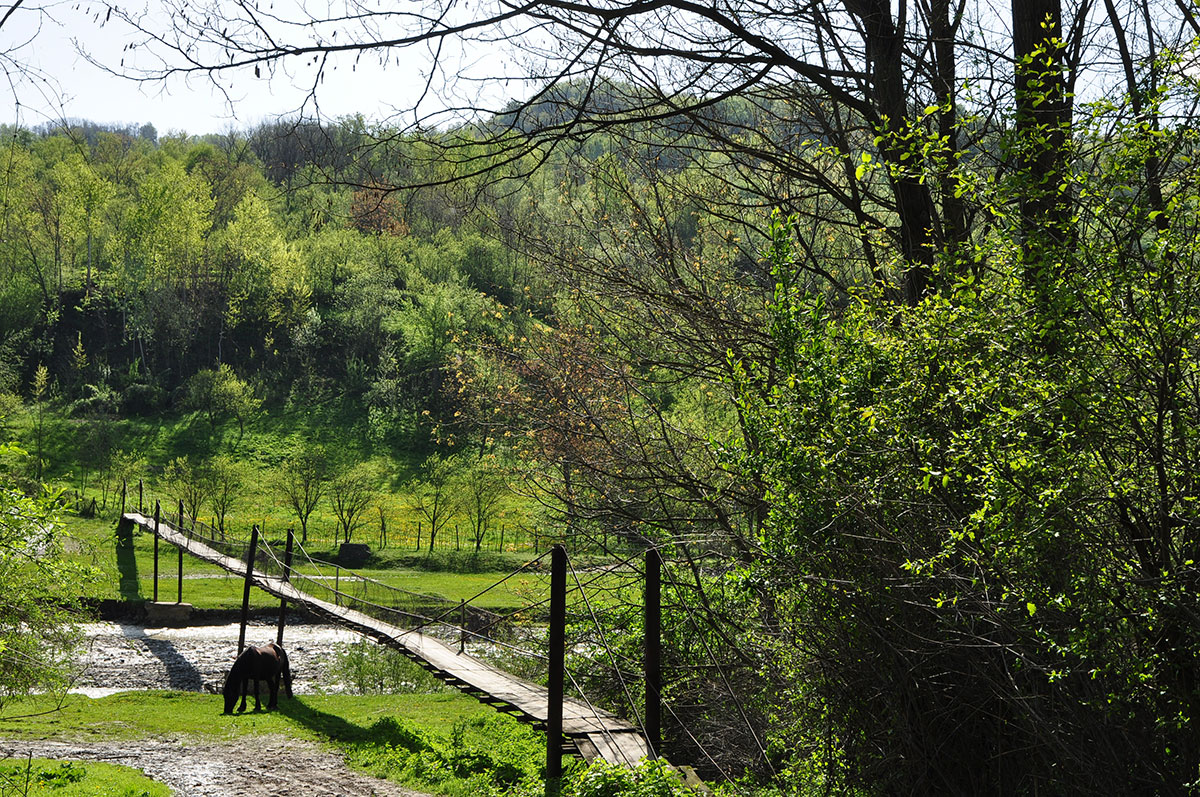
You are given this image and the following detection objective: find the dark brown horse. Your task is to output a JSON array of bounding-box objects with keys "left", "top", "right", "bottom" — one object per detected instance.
[{"left": 222, "top": 642, "right": 293, "bottom": 714}]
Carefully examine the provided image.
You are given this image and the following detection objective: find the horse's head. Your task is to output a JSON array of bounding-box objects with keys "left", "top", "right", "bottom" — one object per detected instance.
[
  {"left": 222, "top": 656, "right": 246, "bottom": 714},
  {"left": 221, "top": 672, "right": 238, "bottom": 714}
]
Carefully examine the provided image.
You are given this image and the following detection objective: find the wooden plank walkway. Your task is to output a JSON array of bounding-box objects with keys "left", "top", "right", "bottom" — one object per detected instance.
[{"left": 121, "top": 512, "right": 654, "bottom": 767}]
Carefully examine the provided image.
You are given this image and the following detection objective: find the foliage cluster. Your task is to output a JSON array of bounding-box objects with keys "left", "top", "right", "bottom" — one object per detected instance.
[
  {"left": 0, "top": 121, "right": 533, "bottom": 457},
  {"left": 0, "top": 444, "right": 96, "bottom": 708},
  {"left": 343, "top": 713, "right": 546, "bottom": 797},
  {"left": 730, "top": 76, "right": 1200, "bottom": 789},
  {"left": 330, "top": 640, "right": 450, "bottom": 695}
]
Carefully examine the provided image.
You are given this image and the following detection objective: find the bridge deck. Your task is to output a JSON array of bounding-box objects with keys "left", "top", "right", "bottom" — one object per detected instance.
[{"left": 122, "top": 512, "right": 653, "bottom": 767}]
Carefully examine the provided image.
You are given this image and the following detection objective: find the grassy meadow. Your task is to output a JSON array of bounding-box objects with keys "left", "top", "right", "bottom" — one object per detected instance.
[{"left": 0, "top": 691, "right": 554, "bottom": 796}]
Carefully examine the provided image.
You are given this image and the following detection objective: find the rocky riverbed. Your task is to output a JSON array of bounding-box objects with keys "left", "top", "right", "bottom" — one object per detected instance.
[{"left": 70, "top": 618, "right": 362, "bottom": 697}]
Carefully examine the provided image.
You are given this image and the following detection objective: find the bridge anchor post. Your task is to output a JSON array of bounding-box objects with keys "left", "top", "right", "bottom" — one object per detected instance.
[
  {"left": 277, "top": 528, "right": 295, "bottom": 647},
  {"left": 547, "top": 544, "right": 566, "bottom": 788},
  {"left": 238, "top": 525, "right": 260, "bottom": 655},
  {"left": 645, "top": 547, "right": 662, "bottom": 758},
  {"left": 152, "top": 501, "right": 160, "bottom": 603}
]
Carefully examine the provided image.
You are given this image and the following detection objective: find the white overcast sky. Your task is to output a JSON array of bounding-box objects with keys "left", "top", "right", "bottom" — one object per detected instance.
[{"left": 0, "top": 1, "right": 466, "bottom": 136}]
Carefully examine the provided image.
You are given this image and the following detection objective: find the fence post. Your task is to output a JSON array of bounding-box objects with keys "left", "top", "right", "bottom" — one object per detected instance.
[
  {"left": 277, "top": 528, "right": 295, "bottom": 646},
  {"left": 152, "top": 501, "right": 161, "bottom": 603},
  {"left": 416, "top": 522, "right": 422, "bottom": 552},
  {"left": 138, "top": 480, "right": 143, "bottom": 514},
  {"left": 547, "top": 544, "right": 567, "bottom": 784},
  {"left": 645, "top": 547, "right": 662, "bottom": 758},
  {"left": 238, "top": 525, "right": 260, "bottom": 655},
  {"left": 120, "top": 480, "right": 126, "bottom": 516},
  {"left": 177, "top": 536, "right": 184, "bottom": 604}
]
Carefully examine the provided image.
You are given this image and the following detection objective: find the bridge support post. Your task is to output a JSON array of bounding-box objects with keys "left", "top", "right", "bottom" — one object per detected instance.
[
  {"left": 645, "top": 547, "right": 662, "bottom": 758},
  {"left": 277, "top": 528, "right": 295, "bottom": 647},
  {"left": 138, "top": 480, "right": 143, "bottom": 514},
  {"left": 120, "top": 480, "right": 126, "bottom": 516},
  {"left": 177, "top": 540, "right": 184, "bottom": 604},
  {"left": 547, "top": 544, "right": 567, "bottom": 787},
  {"left": 152, "top": 501, "right": 160, "bottom": 603},
  {"left": 238, "top": 525, "right": 260, "bottom": 655},
  {"left": 178, "top": 499, "right": 185, "bottom": 535}
]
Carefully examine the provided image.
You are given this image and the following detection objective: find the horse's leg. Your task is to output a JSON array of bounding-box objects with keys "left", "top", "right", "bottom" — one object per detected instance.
[
  {"left": 238, "top": 676, "right": 248, "bottom": 712},
  {"left": 253, "top": 676, "right": 262, "bottom": 711},
  {"left": 268, "top": 671, "right": 279, "bottom": 709}
]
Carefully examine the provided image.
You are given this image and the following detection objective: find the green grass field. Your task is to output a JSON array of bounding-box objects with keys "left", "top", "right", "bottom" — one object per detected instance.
[
  {"left": 0, "top": 692, "right": 551, "bottom": 796},
  {"left": 0, "top": 757, "right": 169, "bottom": 797}
]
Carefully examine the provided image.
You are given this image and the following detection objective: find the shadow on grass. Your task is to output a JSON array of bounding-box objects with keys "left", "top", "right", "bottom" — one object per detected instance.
[
  {"left": 276, "top": 696, "right": 430, "bottom": 751},
  {"left": 115, "top": 519, "right": 141, "bottom": 601},
  {"left": 163, "top": 413, "right": 219, "bottom": 461}
]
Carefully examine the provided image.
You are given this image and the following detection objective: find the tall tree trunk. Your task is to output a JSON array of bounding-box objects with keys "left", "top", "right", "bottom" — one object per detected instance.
[
  {"left": 857, "top": 0, "right": 939, "bottom": 305},
  {"left": 1012, "top": 0, "right": 1072, "bottom": 296},
  {"left": 932, "top": 0, "right": 968, "bottom": 272}
]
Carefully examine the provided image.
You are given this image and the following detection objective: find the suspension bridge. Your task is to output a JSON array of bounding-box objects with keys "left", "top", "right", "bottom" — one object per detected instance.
[{"left": 117, "top": 507, "right": 660, "bottom": 772}]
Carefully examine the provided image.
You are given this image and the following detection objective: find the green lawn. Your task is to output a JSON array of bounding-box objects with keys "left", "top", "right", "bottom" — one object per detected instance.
[
  {"left": 0, "top": 692, "right": 550, "bottom": 797},
  {"left": 0, "top": 757, "right": 170, "bottom": 796}
]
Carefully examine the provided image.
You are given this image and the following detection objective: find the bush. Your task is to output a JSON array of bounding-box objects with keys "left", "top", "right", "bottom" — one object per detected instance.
[
  {"left": 330, "top": 640, "right": 447, "bottom": 695},
  {"left": 346, "top": 712, "right": 544, "bottom": 796},
  {"left": 120, "top": 383, "right": 165, "bottom": 415},
  {"left": 569, "top": 760, "right": 690, "bottom": 797}
]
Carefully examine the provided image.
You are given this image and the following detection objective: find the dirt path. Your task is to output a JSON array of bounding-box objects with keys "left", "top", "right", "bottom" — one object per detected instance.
[{"left": 1, "top": 735, "right": 429, "bottom": 796}]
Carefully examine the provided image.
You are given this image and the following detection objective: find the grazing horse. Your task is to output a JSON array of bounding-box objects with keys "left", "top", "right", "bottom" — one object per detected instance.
[{"left": 222, "top": 642, "right": 293, "bottom": 714}]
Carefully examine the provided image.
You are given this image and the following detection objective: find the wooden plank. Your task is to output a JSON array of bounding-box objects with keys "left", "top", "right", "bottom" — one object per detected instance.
[{"left": 125, "top": 513, "right": 653, "bottom": 767}]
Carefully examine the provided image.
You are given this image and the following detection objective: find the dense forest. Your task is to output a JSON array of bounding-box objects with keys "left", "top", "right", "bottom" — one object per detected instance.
[{"left": 6, "top": 0, "right": 1200, "bottom": 792}]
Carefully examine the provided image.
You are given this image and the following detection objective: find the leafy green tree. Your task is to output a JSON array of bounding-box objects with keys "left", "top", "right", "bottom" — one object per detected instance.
[
  {"left": 184, "top": 364, "right": 261, "bottom": 442},
  {"left": 104, "top": 450, "right": 147, "bottom": 514},
  {"left": 275, "top": 447, "right": 331, "bottom": 544},
  {"left": 329, "top": 462, "right": 377, "bottom": 545},
  {"left": 409, "top": 453, "right": 460, "bottom": 553},
  {"left": 29, "top": 365, "right": 49, "bottom": 482},
  {"left": 50, "top": 153, "right": 115, "bottom": 295},
  {"left": 0, "top": 447, "right": 96, "bottom": 710},
  {"left": 208, "top": 454, "right": 245, "bottom": 536},
  {"left": 462, "top": 455, "right": 507, "bottom": 553},
  {"left": 108, "top": 157, "right": 214, "bottom": 376},
  {"left": 736, "top": 113, "right": 1200, "bottom": 790},
  {"left": 211, "top": 191, "right": 311, "bottom": 335},
  {"left": 162, "top": 456, "right": 212, "bottom": 530}
]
